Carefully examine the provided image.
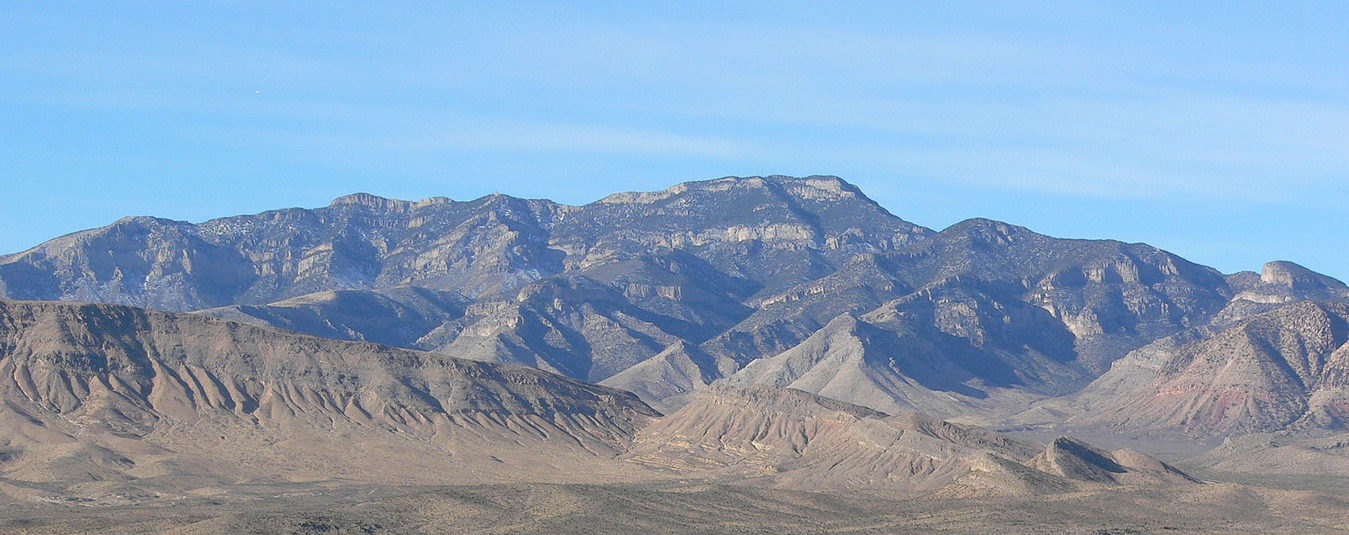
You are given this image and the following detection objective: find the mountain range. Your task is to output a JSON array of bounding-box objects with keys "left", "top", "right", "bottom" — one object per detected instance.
[
  {"left": 9, "top": 175, "right": 1320, "bottom": 425},
  {"left": 0, "top": 299, "right": 1191, "bottom": 502},
  {"left": 2, "top": 175, "right": 1348, "bottom": 531}
]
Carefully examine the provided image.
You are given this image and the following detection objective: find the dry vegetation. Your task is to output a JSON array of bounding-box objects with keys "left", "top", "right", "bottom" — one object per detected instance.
[{"left": 2, "top": 480, "right": 1348, "bottom": 534}]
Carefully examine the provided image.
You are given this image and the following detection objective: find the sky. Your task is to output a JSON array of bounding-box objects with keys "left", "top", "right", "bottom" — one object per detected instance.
[{"left": 2, "top": 2, "right": 1347, "bottom": 279}]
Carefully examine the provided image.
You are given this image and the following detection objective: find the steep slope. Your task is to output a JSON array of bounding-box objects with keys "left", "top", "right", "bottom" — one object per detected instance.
[
  {"left": 0, "top": 176, "right": 934, "bottom": 392},
  {"left": 1082, "top": 300, "right": 1349, "bottom": 435},
  {"left": 0, "top": 176, "right": 927, "bottom": 313},
  {"left": 551, "top": 176, "right": 931, "bottom": 297},
  {"left": 0, "top": 217, "right": 258, "bottom": 311},
  {"left": 0, "top": 299, "right": 659, "bottom": 492},
  {"left": 423, "top": 275, "right": 690, "bottom": 381},
  {"left": 0, "top": 194, "right": 566, "bottom": 308},
  {"left": 0, "top": 175, "right": 1297, "bottom": 423},
  {"left": 724, "top": 314, "right": 987, "bottom": 417},
  {"left": 692, "top": 218, "right": 1234, "bottom": 417},
  {"left": 1215, "top": 261, "right": 1349, "bottom": 324},
  {"left": 723, "top": 304, "right": 1087, "bottom": 421},
  {"left": 196, "top": 286, "right": 469, "bottom": 348},
  {"left": 883, "top": 218, "right": 1233, "bottom": 374},
  {"left": 697, "top": 252, "right": 913, "bottom": 366},
  {"left": 600, "top": 253, "right": 916, "bottom": 411},
  {"left": 1239, "top": 261, "right": 1349, "bottom": 301},
  {"left": 577, "top": 250, "right": 756, "bottom": 343},
  {"left": 1012, "top": 262, "right": 1349, "bottom": 429},
  {"left": 598, "top": 341, "right": 728, "bottom": 414}
]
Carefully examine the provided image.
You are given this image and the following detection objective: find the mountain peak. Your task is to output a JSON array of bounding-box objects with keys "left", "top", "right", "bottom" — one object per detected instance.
[
  {"left": 1261, "top": 261, "right": 1347, "bottom": 290},
  {"left": 329, "top": 192, "right": 412, "bottom": 211},
  {"left": 596, "top": 175, "right": 869, "bottom": 206},
  {"left": 329, "top": 193, "right": 460, "bottom": 212},
  {"left": 944, "top": 217, "right": 1038, "bottom": 240}
]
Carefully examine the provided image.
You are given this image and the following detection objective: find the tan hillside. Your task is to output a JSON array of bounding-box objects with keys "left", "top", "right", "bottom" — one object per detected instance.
[
  {"left": 0, "top": 299, "right": 660, "bottom": 497},
  {"left": 625, "top": 384, "right": 1190, "bottom": 495},
  {"left": 1027, "top": 436, "right": 1197, "bottom": 485}
]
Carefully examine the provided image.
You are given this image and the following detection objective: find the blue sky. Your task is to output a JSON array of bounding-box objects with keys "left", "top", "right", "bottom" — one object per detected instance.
[{"left": 3, "top": 2, "right": 1347, "bottom": 279}]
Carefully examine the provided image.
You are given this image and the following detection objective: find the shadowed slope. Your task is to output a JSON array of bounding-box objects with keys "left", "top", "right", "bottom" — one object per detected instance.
[
  {"left": 1027, "top": 436, "right": 1197, "bottom": 485},
  {"left": 197, "top": 286, "right": 469, "bottom": 348},
  {"left": 0, "top": 176, "right": 927, "bottom": 312}
]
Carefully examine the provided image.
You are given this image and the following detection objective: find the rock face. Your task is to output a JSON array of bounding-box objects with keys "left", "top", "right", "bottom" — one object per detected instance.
[
  {"left": 2, "top": 175, "right": 1343, "bottom": 428},
  {"left": 1260, "top": 261, "right": 1349, "bottom": 294},
  {"left": 0, "top": 176, "right": 924, "bottom": 310},
  {"left": 1082, "top": 300, "right": 1349, "bottom": 435},
  {"left": 0, "top": 299, "right": 658, "bottom": 487},
  {"left": 884, "top": 218, "right": 1232, "bottom": 375}
]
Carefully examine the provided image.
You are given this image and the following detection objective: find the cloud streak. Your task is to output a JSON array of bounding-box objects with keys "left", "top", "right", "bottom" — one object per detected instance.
[{"left": 2, "top": 2, "right": 1347, "bottom": 278}]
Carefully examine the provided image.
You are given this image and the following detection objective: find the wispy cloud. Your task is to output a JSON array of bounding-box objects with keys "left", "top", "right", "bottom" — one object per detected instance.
[
  {"left": 3, "top": 2, "right": 1348, "bottom": 277},
  {"left": 190, "top": 118, "right": 759, "bottom": 160}
]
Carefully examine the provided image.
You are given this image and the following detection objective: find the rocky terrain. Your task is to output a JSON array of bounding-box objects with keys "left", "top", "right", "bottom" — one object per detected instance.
[
  {"left": 1086, "top": 300, "right": 1349, "bottom": 434},
  {"left": 2, "top": 175, "right": 1349, "bottom": 532},
  {"left": 1012, "top": 262, "right": 1349, "bottom": 440},
  {"left": 0, "top": 176, "right": 1269, "bottom": 422},
  {"left": 0, "top": 299, "right": 662, "bottom": 499},
  {"left": 0, "top": 299, "right": 1187, "bottom": 497},
  {"left": 5, "top": 300, "right": 1331, "bottom": 534}
]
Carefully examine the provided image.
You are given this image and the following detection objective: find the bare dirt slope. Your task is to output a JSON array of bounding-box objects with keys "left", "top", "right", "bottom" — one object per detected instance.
[
  {"left": 627, "top": 384, "right": 1191, "bottom": 495},
  {"left": 0, "top": 299, "right": 660, "bottom": 500}
]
